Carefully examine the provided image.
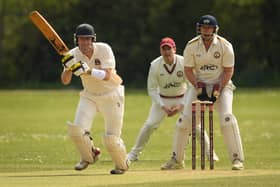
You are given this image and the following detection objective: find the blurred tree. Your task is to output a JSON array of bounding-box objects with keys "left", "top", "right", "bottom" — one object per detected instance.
[{"left": 0, "top": 0, "right": 279, "bottom": 88}]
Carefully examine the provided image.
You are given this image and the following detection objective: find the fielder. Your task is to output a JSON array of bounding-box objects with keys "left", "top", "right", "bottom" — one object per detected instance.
[
  {"left": 127, "top": 37, "right": 219, "bottom": 169},
  {"left": 61, "top": 23, "right": 128, "bottom": 174},
  {"left": 161, "top": 15, "right": 244, "bottom": 170}
]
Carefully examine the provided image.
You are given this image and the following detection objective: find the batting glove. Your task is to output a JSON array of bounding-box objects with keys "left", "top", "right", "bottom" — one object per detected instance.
[
  {"left": 61, "top": 54, "right": 90, "bottom": 76},
  {"left": 61, "top": 54, "right": 76, "bottom": 70},
  {"left": 69, "top": 61, "right": 90, "bottom": 76},
  {"left": 209, "top": 84, "right": 220, "bottom": 103}
]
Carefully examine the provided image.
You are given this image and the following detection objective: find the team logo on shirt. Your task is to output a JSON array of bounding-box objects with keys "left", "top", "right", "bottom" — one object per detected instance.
[
  {"left": 177, "top": 71, "right": 183, "bottom": 77},
  {"left": 214, "top": 51, "right": 221, "bottom": 59},
  {"left": 95, "top": 59, "right": 101, "bottom": 65}
]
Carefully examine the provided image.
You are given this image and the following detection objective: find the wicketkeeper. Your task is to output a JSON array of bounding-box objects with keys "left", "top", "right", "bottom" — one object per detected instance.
[
  {"left": 162, "top": 15, "right": 244, "bottom": 170},
  {"left": 61, "top": 23, "right": 128, "bottom": 174}
]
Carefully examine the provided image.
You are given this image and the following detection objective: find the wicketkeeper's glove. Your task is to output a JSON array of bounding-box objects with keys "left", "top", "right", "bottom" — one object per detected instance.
[
  {"left": 209, "top": 84, "right": 220, "bottom": 103},
  {"left": 196, "top": 82, "right": 210, "bottom": 101},
  {"left": 61, "top": 54, "right": 90, "bottom": 76}
]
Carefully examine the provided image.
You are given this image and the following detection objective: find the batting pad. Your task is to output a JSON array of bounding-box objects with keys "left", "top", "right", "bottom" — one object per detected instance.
[
  {"left": 220, "top": 114, "right": 244, "bottom": 162},
  {"left": 68, "top": 122, "right": 94, "bottom": 163},
  {"left": 103, "top": 134, "right": 128, "bottom": 170}
]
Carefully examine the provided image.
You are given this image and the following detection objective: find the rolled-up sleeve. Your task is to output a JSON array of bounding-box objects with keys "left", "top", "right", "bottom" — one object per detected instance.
[{"left": 147, "top": 63, "right": 164, "bottom": 106}]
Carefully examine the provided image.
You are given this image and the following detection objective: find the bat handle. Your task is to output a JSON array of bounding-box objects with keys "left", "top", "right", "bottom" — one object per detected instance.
[{"left": 86, "top": 69, "right": 92, "bottom": 75}]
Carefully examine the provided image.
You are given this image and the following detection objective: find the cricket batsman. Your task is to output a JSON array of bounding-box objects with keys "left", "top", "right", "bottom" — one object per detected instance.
[{"left": 61, "top": 23, "right": 128, "bottom": 174}]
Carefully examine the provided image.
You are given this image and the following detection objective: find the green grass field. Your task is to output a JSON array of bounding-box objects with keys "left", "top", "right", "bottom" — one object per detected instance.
[{"left": 0, "top": 89, "right": 279, "bottom": 187}]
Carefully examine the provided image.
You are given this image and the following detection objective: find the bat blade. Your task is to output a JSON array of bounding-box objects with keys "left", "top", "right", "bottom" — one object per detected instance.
[{"left": 29, "top": 10, "right": 69, "bottom": 55}]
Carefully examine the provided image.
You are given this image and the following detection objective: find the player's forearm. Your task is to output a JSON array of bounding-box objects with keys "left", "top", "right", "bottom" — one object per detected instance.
[
  {"left": 221, "top": 67, "right": 234, "bottom": 88},
  {"left": 61, "top": 69, "right": 72, "bottom": 85},
  {"left": 148, "top": 87, "right": 164, "bottom": 107},
  {"left": 103, "top": 69, "right": 113, "bottom": 80},
  {"left": 184, "top": 67, "right": 197, "bottom": 87}
]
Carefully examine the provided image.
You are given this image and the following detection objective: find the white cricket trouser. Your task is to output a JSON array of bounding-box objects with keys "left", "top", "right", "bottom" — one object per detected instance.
[
  {"left": 74, "top": 85, "right": 125, "bottom": 137},
  {"left": 174, "top": 84, "right": 244, "bottom": 162},
  {"left": 130, "top": 97, "right": 183, "bottom": 155},
  {"left": 71, "top": 85, "right": 128, "bottom": 169}
]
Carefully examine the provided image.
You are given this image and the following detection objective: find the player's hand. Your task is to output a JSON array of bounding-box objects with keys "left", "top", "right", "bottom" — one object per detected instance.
[
  {"left": 61, "top": 54, "right": 76, "bottom": 70},
  {"left": 168, "top": 104, "right": 184, "bottom": 117},
  {"left": 69, "top": 61, "right": 90, "bottom": 76},
  {"left": 161, "top": 106, "right": 172, "bottom": 116},
  {"left": 209, "top": 84, "right": 220, "bottom": 103},
  {"left": 196, "top": 82, "right": 209, "bottom": 101},
  {"left": 61, "top": 54, "right": 90, "bottom": 76}
]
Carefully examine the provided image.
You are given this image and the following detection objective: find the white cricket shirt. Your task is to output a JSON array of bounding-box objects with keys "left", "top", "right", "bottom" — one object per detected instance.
[
  {"left": 147, "top": 54, "right": 187, "bottom": 106},
  {"left": 69, "top": 42, "right": 119, "bottom": 94},
  {"left": 183, "top": 35, "right": 234, "bottom": 84}
]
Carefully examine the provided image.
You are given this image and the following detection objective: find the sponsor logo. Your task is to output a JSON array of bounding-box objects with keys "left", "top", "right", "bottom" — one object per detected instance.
[
  {"left": 200, "top": 64, "right": 218, "bottom": 71},
  {"left": 163, "top": 82, "right": 181, "bottom": 89}
]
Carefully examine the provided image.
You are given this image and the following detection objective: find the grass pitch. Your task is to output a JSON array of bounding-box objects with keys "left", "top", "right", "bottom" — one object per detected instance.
[{"left": 0, "top": 88, "right": 279, "bottom": 187}]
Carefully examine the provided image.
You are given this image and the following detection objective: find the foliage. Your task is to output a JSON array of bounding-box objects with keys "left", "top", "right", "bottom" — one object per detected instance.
[{"left": 0, "top": 0, "right": 279, "bottom": 88}]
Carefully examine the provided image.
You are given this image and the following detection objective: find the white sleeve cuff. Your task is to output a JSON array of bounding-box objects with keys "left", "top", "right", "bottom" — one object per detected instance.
[{"left": 91, "top": 69, "right": 106, "bottom": 80}]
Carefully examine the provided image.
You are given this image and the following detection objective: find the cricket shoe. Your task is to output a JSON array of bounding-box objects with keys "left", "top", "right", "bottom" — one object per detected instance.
[
  {"left": 75, "top": 161, "right": 90, "bottom": 171},
  {"left": 110, "top": 157, "right": 130, "bottom": 175},
  {"left": 207, "top": 152, "right": 220, "bottom": 161},
  {"left": 232, "top": 159, "right": 244, "bottom": 170},
  {"left": 110, "top": 168, "right": 126, "bottom": 175},
  {"left": 127, "top": 152, "right": 138, "bottom": 162},
  {"left": 74, "top": 147, "right": 101, "bottom": 171},
  {"left": 160, "top": 157, "right": 185, "bottom": 170},
  {"left": 126, "top": 158, "right": 131, "bottom": 167}
]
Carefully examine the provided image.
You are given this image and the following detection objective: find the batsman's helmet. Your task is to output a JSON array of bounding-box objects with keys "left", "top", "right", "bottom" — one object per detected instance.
[
  {"left": 196, "top": 15, "right": 219, "bottom": 34},
  {"left": 74, "top": 23, "right": 96, "bottom": 45}
]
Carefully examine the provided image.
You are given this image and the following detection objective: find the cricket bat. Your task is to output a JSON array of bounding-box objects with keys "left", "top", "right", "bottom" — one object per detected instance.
[
  {"left": 29, "top": 10, "right": 122, "bottom": 85},
  {"left": 29, "top": 10, "right": 69, "bottom": 55}
]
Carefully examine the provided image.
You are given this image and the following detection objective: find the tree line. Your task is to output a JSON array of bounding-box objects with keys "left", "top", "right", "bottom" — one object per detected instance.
[{"left": 0, "top": 0, "right": 279, "bottom": 88}]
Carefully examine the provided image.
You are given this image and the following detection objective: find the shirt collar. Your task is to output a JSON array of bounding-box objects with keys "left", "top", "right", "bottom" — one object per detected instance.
[
  {"left": 161, "top": 55, "right": 176, "bottom": 65},
  {"left": 198, "top": 34, "right": 218, "bottom": 46},
  {"left": 77, "top": 43, "right": 95, "bottom": 60}
]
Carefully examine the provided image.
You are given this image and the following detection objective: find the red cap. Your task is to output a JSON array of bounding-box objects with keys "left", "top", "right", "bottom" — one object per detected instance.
[{"left": 160, "top": 37, "right": 176, "bottom": 48}]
